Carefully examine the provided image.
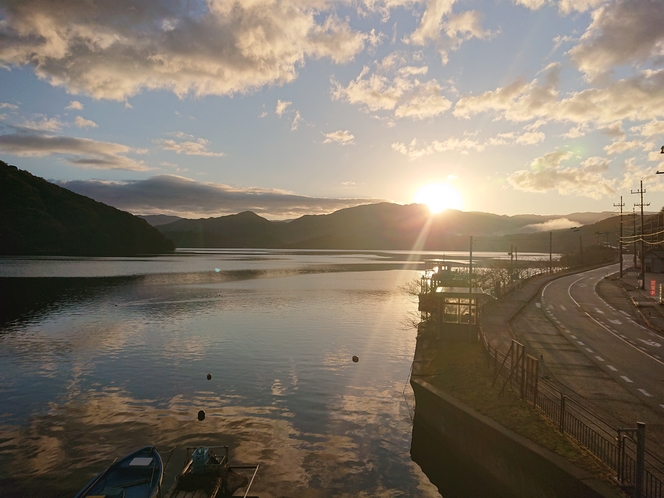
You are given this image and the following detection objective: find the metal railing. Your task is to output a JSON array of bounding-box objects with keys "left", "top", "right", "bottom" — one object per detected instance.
[{"left": 480, "top": 331, "right": 664, "bottom": 498}]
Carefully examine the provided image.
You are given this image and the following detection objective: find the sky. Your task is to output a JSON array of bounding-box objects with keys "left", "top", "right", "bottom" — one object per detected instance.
[{"left": 1, "top": 0, "right": 664, "bottom": 220}]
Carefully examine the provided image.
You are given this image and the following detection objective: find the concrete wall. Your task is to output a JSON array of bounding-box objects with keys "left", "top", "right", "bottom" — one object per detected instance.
[{"left": 411, "top": 378, "right": 623, "bottom": 498}]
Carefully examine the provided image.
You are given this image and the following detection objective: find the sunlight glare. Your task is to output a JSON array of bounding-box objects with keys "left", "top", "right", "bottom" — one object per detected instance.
[{"left": 414, "top": 183, "right": 463, "bottom": 214}]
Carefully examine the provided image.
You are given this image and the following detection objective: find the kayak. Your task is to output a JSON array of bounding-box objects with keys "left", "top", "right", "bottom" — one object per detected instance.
[{"left": 74, "top": 446, "right": 163, "bottom": 498}]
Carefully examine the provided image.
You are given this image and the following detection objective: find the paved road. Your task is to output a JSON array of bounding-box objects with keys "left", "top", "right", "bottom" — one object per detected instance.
[{"left": 510, "top": 262, "right": 664, "bottom": 453}]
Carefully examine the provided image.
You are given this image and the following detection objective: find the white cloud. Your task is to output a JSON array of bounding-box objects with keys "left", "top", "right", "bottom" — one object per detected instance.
[
  {"left": 56, "top": 175, "right": 385, "bottom": 219},
  {"left": 20, "top": 117, "right": 65, "bottom": 132},
  {"left": 291, "top": 111, "right": 303, "bottom": 131},
  {"left": 323, "top": 130, "right": 355, "bottom": 145},
  {"left": 276, "top": 100, "right": 292, "bottom": 116},
  {"left": 453, "top": 65, "right": 664, "bottom": 133},
  {"left": 568, "top": 0, "right": 664, "bottom": 79},
  {"left": 0, "top": 129, "right": 148, "bottom": 170},
  {"left": 332, "top": 54, "right": 452, "bottom": 120},
  {"left": 391, "top": 137, "right": 483, "bottom": 159},
  {"left": 74, "top": 116, "right": 98, "bottom": 128},
  {"left": 507, "top": 151, "right": 616, "bottom": 199},
  {"left": 0, "top": 103, "right": 19, "bottom": 110},
  {"left": 155, "top": 137, "right": 224, "bottom": 157},
  {"left": 0, "top": 0, "right": 371, "bottom": 101},
  {"left": 405, "top": 1, "right": 491, "bottom": 64},
  {"left": 66, "top": 101, "right": 84, "bottom": 110}
]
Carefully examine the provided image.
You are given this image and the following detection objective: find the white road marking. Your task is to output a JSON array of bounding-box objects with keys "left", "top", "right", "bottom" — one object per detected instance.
[
  {"left": 608, "top": 365, "right": 618, "bottom": 371},
  {"left": 586, "top": 348, "right": 594, "bottom": 353},
  {"left": 577, "top": 341, "right": 585, "bottom": 345},
  {"left": 638, "top": 338, "right": 661, "bottom": 347},
  {"left": 595, "top": 356, "right": 605, "bottom": 362},
  {"left": 548, "top": 304, "right": 554, "bottom": 310},
  {"left": 571, "top": 335, "right": 577, "bottom": 339},
  {"left": 660, "top": 405, "right": 664, "bottom": 410},
  {"left": 560, "top": 305, "right": 567, "bottom": 311},
  {"left": 621, "top": 376, "right": 633, "bottom": 383},
  {"left": 619, "top": 310, "right": 630, "bottom": 316},
  {"left": 655, "top": 354, "right": 662, "bottom": 360},
  {"left": 638, "top": 389, "right": 653, "bottom": 397},
  {"left": 536, "top": 302, "right": 541, "bottom": 308},
  {"left": 595, "top": 308, "right": 604, "bottom": 314},
  {"left": 579, "top": 284, "right": 588, "bottom": 287},
  {"left": 608, "top": 319, "right": 622, "bottom": 325}
]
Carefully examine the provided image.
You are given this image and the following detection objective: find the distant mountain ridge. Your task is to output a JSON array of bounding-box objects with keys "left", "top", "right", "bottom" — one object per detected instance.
[
  {"left": 157, "top": 203, "right": 625, "bottom": 252},
  {"left": 1, "top": 161, "right": 174, "bottom": 256}
]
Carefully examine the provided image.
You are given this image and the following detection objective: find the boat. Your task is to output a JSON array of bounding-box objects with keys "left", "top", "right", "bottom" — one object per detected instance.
[
  {"left": 165, "top": 446, "right": 259, "bottom": 498},
  {"left": 74, "top": 446, "right": 163, "bottom": 498}
]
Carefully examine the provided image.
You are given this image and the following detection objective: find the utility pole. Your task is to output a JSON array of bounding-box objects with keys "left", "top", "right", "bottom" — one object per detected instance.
[
  {"left": 632, "top": 180, "right": 649, "bottom": 289},
  {"left": 614, "top": 197, "right": 624, "bottom": 278},
  {"left": 549, "top": 231, "right": 552, "bottom": 274},
  {"left": 633, "top": 207, "right": 637, "bottom": 267}
]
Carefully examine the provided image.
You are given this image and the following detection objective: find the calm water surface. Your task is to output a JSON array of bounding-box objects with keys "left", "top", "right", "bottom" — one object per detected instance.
[{"left": 0, "top": 249, "right": 445, "bottom": 497}]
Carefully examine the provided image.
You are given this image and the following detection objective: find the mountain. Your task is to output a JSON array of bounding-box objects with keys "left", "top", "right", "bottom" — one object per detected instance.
[
  {"left": 157, "top": 203, "right": 631, "bottom": 253},
  {"left": 138, "top": 214, "right": 182, "bottom": 226},
  {"left": 0, "top": 161, "right": 175, "bottom": 256}
]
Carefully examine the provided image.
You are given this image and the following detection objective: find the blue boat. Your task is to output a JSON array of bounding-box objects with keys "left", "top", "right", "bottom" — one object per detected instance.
[{"left": 74, "top": 446, "right": 163, "bottom": 498}]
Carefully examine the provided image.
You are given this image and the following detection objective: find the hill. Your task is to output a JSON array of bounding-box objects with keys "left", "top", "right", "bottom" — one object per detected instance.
[
  {"left": 158, "top": 203, "right": 631, "bottom": 253},
  {"left": 0, "top": 161, "right": 175, "bottom": 256}
]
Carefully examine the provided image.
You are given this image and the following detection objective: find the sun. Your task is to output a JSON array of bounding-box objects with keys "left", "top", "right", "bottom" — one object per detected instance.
[{"left": 414, "top": 183, "right": 463, "bottom": 214}]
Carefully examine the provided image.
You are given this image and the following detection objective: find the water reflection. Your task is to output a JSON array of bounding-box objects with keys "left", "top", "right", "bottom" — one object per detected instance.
[{"left": 0, "top": 253, "right": 439, "bottom": 496}]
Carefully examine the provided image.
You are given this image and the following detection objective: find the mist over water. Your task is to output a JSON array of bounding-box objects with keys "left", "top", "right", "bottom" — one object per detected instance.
[{"left": 0, "top": 250, "right": 443, "bottom": 497}]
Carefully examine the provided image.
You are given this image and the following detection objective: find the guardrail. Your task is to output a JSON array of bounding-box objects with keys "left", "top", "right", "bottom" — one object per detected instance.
[{"left": 481, "top": 332, "right": 664, "bottom": 498}]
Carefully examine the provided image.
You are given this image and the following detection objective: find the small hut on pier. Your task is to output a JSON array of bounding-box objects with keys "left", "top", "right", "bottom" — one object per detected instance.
[{"left": 418, "top": 261, "right": 489, "bottom": 341}]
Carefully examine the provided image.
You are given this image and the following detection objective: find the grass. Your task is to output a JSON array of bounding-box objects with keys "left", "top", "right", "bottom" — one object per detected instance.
[{"left": 420, "top": 339, "right": 619, "bottom": 487}]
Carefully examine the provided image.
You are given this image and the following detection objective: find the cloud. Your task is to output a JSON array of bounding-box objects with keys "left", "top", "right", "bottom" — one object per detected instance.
[
  {"left": 21, "top": 117, "right": 64, "bottom": 132},
  {"left": 405, "top": 1, "right": 491, "bottom": 63},
  {"left": 392, "top": 130, "right": 543, "bottom": 159},
  {"left": 323, "top": 130, "right": 355, "bottom": 145},
  {"left": 154, "top": 137, "right": 224, "bottom": 157},
  {"left": 0, "top": 128, "right": 149, "bottom": 170},
  {"left": 0, "top": 103, "right": 19, "bottom": 110},
  {"left": 56, "top": 175, "right": 386, "bottom": 219},
  {"left": 74, "top": 116, "right": 98, "bottom": 128},
  {"left": 0, "top": 0, "right": 371, "bottom": 100},
  {"left": 568, "top": 0, "right": 664, "bottom": 79},
  {"left": 392, "top": 137, "right": 482, "bottom": 159},
  {"left": 276, "top": 100, "right": 292, "bottom": 116},
  {"left": 66, "top": 101, "right": 84, "bottom": 110},
  {"left": 291, "top": 111, "right": 303, "bottom": 131},
  {"left": 522, "top": 218, "right": 580, "bottom": 231},
  {"left": 453, "top": 65, "right": 664, "bottom": 132},
  {"left": 507, "top": 151, "right": 616, "bottom": 199},
  {"left": 331, "top": 54, "right": 452, "bottom": 120}
]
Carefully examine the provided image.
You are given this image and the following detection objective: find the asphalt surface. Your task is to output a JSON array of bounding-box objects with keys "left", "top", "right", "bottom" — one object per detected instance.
[{"left": 481, "top": 261, "right": 664, "bottom": 459}]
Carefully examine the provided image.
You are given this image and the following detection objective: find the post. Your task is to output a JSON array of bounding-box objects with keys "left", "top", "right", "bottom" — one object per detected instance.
[
  {"left": 632, "top": 181, "right": 649, "bottom": 289},
  {"left": 559, "top": 393, "right": 566, "bottom": 433},
  {"left": 614, "top": 196, "right": 624, "bottom": 278},
  {"left": 549, "top": 231, "right": 552, "bottom": 274},
  {"left": 635, "top": 422, "right": 646, "bottom": 498}
]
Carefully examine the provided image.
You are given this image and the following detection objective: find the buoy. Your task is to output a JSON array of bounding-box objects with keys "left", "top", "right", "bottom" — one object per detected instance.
[
  {"left": 215, "top": 268, "right": 221, "bottom": 272},
  {"left": 207, "top": 373, "right": 212, "bottom": 380},
  {"left": 352, "top": 356, "right": 359, "bottom": 363},
  {"left": 197, "top": 410, "right": 206, "bottom": 421}
]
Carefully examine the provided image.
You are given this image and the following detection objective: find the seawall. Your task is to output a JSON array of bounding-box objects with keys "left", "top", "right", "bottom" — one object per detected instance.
[{"left": 411, "top": 377, "right": 623, "bottom": 498}]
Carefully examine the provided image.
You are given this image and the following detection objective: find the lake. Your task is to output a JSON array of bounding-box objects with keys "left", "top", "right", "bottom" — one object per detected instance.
[{"left": 0, "top": 249, "right": 448, "bottom": 497}]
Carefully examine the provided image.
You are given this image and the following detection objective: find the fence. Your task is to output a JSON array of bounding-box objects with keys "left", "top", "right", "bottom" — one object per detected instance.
[{"left": 481, "top": 333, "right": 664, "bottom": 498}]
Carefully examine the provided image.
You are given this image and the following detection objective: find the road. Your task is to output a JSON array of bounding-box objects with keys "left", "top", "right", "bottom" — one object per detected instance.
[{"left": 510, "top": 262, "right": 664, "bottom": 453}]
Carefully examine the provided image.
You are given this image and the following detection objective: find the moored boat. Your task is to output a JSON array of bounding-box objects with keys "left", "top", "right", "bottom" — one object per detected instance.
[
  {"left": 74, "top": 446, "right": 163, "bottom": 498},
  {"left": 165, "top": 446, "right": 259, "bottom": 498}
]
